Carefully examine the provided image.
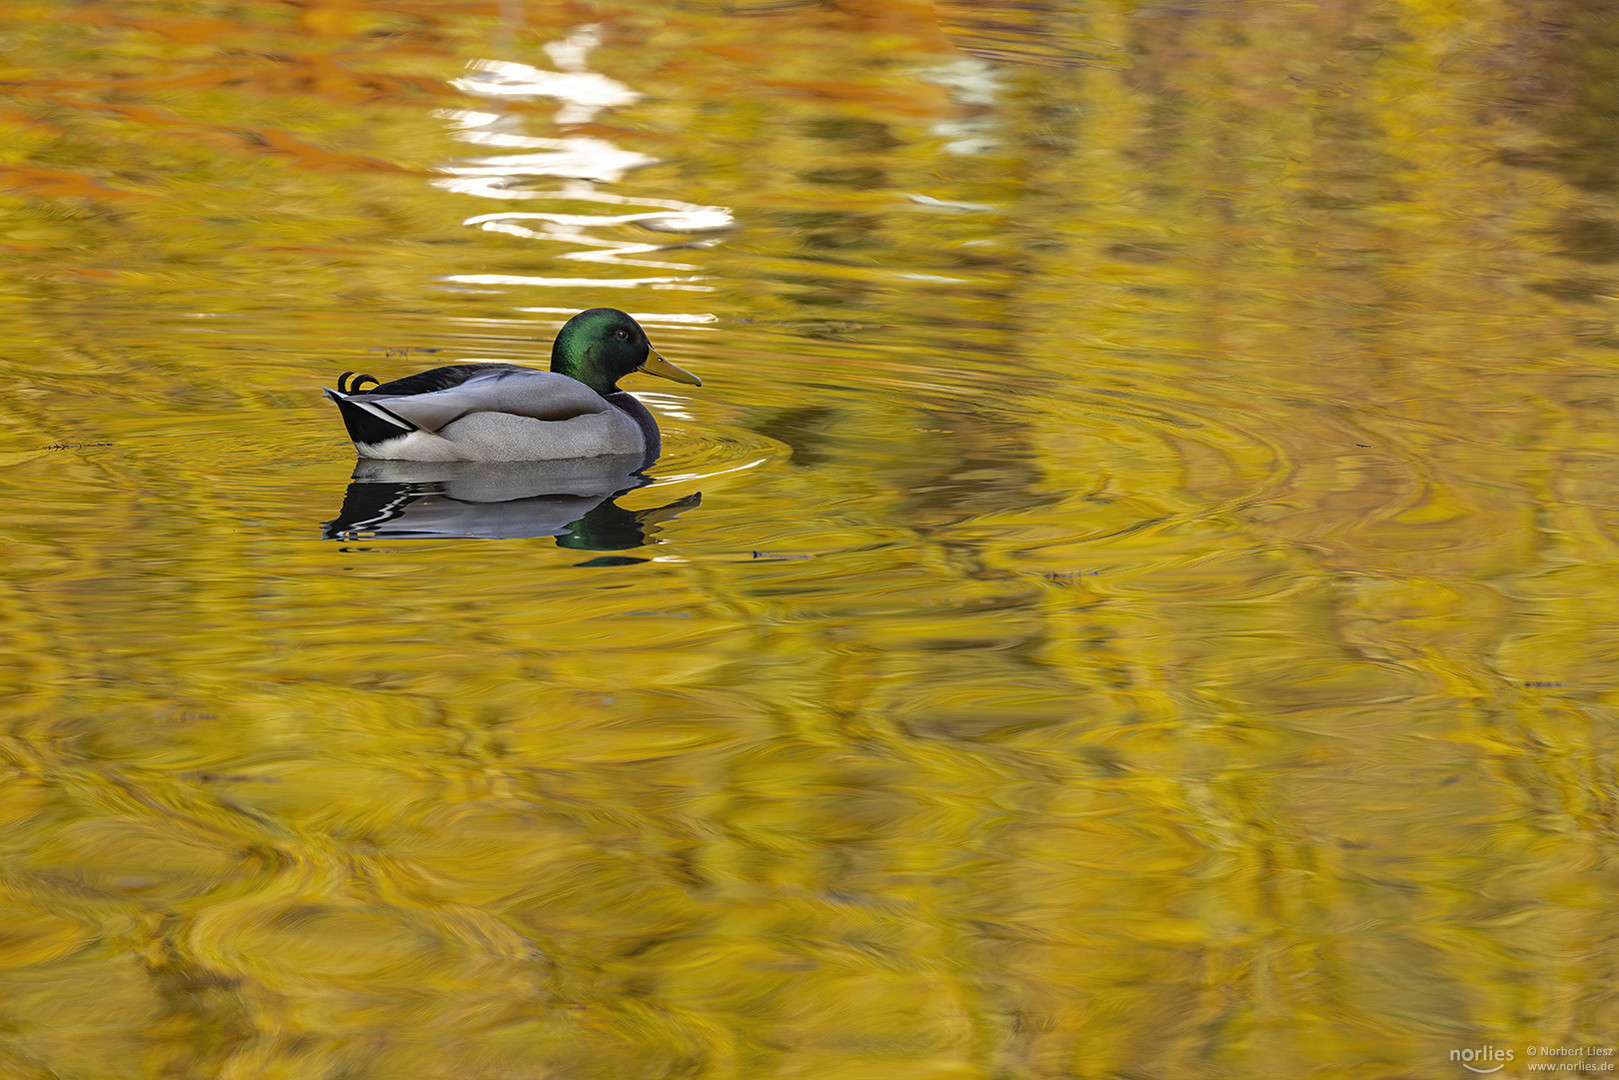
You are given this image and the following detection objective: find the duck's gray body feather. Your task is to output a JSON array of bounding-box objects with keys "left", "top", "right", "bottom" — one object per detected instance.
[{"left": 323, "top": 365, "right": 660, "bottom": 463}]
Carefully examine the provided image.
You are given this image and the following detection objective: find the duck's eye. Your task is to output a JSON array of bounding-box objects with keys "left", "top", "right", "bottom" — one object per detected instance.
[{"left": 613, "top": 328, "right": 630, "bottom": 340}]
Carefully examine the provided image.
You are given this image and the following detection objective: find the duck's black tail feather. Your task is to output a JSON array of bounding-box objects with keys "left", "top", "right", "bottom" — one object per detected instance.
[{"left": 324, "top": 388, "right": 415, "bottom": 446}]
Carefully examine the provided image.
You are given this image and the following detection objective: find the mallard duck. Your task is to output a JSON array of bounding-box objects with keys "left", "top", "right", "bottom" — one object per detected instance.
[{"left": 323, "top": 308, "right": 700, "bottom": 462}]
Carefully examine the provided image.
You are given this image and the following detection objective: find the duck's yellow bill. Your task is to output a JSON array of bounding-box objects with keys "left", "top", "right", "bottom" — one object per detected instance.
[{"left": 638, "top": 348, "right": 702, "bottom": 387}]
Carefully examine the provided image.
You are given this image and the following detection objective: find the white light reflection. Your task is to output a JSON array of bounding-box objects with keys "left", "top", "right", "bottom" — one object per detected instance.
[
  {"left": 440, "top": 22, "right": 732, "bottom": 309},
  {"left": 463, "top": 203, "right": 727, "bottom": 272},
  {"left": 635, "top": 392, "right": 694, "bottom": 420},
  {"left": 917, "top": 57, "right": 1006, "bottom": 156},
  {"left": 653, "top": 456, "right": 772, "bottom": 486},
  {"left": 905, "top": 193, "right": 997, "bottom": 213},
  {"left": 434, "top": 143, "right": 656, "bottom": 189},
  {"left": 451, "top": 24, "right": 639, "bottom": 125},
  {"left": 465, "top": 206, "right": 733, "bottom": 232}
]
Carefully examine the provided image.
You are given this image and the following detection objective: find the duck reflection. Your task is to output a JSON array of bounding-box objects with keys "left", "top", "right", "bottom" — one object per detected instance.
[{"left": 321, "top": 456, "right": 701, "bottom": 550}]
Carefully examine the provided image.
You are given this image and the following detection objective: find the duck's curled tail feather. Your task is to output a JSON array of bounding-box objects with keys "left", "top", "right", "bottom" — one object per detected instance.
[{"left": 323, "top": 388, "right": 415, "bottom": 446}]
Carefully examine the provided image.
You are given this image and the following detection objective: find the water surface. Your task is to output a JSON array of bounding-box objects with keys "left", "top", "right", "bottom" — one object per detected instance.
[{"left": 2, "top": 1, "right": 1617, "bottom": 1077}]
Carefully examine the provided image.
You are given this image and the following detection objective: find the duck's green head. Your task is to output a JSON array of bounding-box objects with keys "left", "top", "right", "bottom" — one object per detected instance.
[{"left": 551, "top": 308, "right": 701, "bottom": 395}]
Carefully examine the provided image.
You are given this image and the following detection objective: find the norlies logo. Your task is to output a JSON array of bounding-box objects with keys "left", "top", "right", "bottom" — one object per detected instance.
[{"left": 1453, "top": 1046, "right": 1516, "bottom": 1073}]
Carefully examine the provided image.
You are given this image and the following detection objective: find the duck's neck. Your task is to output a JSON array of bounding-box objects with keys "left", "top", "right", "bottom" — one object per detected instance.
[{"left": 604, "top": 391, "right": 661, "bottom": 463}]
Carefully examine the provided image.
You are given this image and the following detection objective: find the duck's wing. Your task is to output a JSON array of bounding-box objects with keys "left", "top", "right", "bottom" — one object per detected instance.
[
  {"left": 345, "top": 366, "right": 613, "bottom": 435},
  {"left": 367, "top": 364, "right": 520, "bottom": 396}
]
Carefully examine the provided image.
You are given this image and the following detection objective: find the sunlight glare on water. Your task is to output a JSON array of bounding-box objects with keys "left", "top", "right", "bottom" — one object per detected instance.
[{"left": 1, "top": 1, "right": 1617, "bottom": 1078}]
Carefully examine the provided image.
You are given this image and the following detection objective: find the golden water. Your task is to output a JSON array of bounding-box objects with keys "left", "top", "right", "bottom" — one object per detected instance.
[{"left": 2, "top": 1, "right": 1616, "bottom": 1077}]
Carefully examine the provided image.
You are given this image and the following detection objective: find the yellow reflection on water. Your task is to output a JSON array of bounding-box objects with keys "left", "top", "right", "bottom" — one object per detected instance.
[{"left": 1, "top": 1, "right": 1618, "bottom": 1078}]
